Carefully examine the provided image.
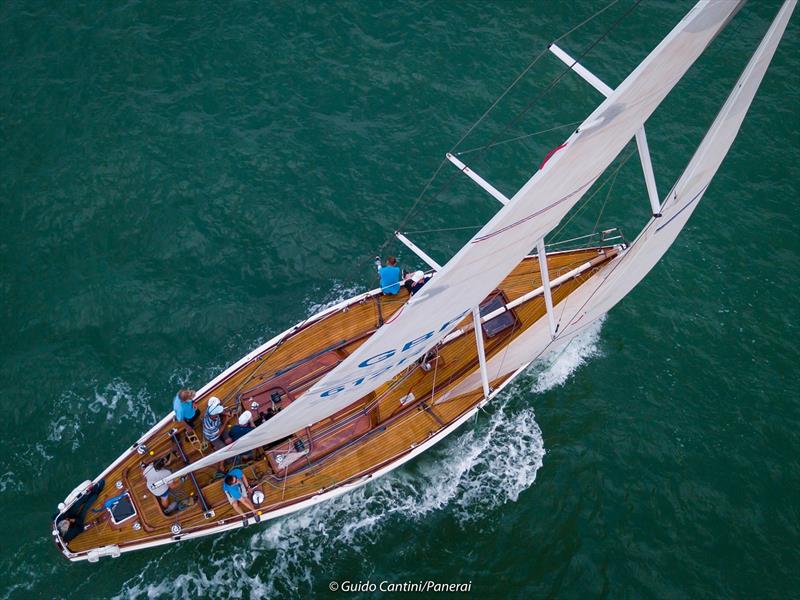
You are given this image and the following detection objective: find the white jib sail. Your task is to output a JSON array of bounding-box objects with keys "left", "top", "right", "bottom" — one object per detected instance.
[
  {"left": 166, "top": 1, "right": 742, "bottom": 481},
  {"left": 554, "top": 0, "right": 797, "bottom": 341},
  {"left": 442, "top": 0, "right": 797, "bottom": 401}
]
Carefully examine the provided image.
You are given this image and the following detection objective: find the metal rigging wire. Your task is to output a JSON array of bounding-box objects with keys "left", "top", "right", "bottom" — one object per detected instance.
[
  {"left": 453, "top": 120, "right": 584, "bottom": 157},
  {"left": 546, "top": 146, "right": 638, "bottom": 244},
  {"left": 369, "top": 0, "right": 642, "bottom": 264}
]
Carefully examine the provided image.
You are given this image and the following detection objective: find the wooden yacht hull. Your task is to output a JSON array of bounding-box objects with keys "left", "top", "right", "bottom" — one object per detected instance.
[{"left": 52, "top": 245, "right": 621, "bottom": 562}]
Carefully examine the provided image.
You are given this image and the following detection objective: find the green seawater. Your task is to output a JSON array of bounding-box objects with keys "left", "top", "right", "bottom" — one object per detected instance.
[{"left": 1, "top": 1, "right": 798, "bottom": 598}]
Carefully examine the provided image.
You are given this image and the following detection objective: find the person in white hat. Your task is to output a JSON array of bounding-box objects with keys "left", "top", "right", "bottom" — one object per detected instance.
[
  {"left": 202, "top": 397, "right": 230, "bottom": 474},
  {"left": 404, "top": 270, "right": 427, "bottom": 296},
  {"left": 202, "top": 396, "right": 229, "bottom": 451},
  {"left": 224, "top": 410, "right": 256, "bottom": 444}
]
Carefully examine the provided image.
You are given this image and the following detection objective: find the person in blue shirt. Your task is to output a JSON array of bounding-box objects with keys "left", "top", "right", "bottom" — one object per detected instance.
[
  {"left": 223, "top": 467, "right": 259, "bottom": 520},
  {"left": 375, "top": 256, "right": 401, "bottom": 295},
  {"left": 172, "top": 389, "right": 198, "bottom": 430}
]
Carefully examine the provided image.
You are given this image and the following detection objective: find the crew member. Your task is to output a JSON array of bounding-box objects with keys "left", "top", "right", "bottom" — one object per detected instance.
[
  {"left": 143, "top": 457, "right": 179, "bottom": 513},
  {"left": 404, "top": 270, "right": 427, "bottom": 296},
  {"left": 375, "top": 256, "right": 401, "bottom": 295},
  {"left": 222, "top": 467, "right": 259, "bottom": 521},
  {"left": 173, "top": 388, "right": 199, "bottom": 430},
  {"left": 225, "top": 411, "right": 255, "bottom": 444}
]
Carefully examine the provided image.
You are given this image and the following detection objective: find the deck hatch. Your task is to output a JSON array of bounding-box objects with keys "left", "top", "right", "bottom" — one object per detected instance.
[
  {"left": 108, "top": 493, "right": 136, "bottom": 525},
  {"left": 479, "top": 291, "right": 518, "bottom": 338}
]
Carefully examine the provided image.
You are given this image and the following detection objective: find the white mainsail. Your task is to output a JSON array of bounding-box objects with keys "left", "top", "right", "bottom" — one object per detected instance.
[
  {"left": 443, "top": 0, "right": 796, "bottom": 399},
  {"left": 166, "top": 0, "right": 742, "bottom": 481}
]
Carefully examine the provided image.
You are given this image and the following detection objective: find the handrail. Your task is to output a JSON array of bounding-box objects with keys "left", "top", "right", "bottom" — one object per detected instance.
[{"left": 545, "top": 227, "right": 626, "bottom": 251}]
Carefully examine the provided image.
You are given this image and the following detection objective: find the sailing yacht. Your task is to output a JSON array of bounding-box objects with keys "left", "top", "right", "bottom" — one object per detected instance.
[{"left": 52, "top": 0, "right": 795, "bottom": 562}]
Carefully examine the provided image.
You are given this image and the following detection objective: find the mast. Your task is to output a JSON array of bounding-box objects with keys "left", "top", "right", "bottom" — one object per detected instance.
[
  {"left": 446, "top": 154, "right": 559, "bottom": 339},
  {"left": 446, "top": 151, "right": 561, "bottom": 338},
  {"left": 471, "top": 307, "right": 491, "bottom": 398},
  {"left": 536, "top": 238, "right": 557, "bottom": 338},
  {"left": 396, "top": 231, "right": 493, "bottom": 398}
]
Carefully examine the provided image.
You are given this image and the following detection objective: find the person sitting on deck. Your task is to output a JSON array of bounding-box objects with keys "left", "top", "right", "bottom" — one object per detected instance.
[
  {"left": 173, "top": 388, "right": 199, "bottom": 430},
  {"left": 203, "top": 396, "right": 228, "bottom": 451},
  {"left": 143, "top": 457, "right": 179, "bottom": 514},
  {"left": 222, "top": 467, "right": 259, "bottom": 521},
  {"left": 224, "top": 410, "right": 255, "bottom": 445},
  {"left": 404, "top": 270, "right": 427, "bottom": 296},
  {"left": 375, "top": 256, "right": 401, "bottom": 295}
]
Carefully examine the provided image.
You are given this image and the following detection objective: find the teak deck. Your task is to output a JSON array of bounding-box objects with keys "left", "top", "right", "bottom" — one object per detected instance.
[{"left": 57, "top": 246, "right": 617, "bottom": 559}]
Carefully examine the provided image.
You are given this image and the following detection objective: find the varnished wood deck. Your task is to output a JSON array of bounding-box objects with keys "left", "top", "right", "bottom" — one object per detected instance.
[{"left": 60, "top": 246, "right": 616, "bottom": 557}]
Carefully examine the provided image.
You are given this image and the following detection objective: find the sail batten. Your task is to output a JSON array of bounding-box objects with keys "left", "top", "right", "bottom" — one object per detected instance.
[{"left": 165, "top": 0, "right": 746, "bottom": 482}]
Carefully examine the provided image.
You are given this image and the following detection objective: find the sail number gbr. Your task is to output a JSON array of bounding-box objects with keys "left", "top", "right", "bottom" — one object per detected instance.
[{"left": 316, "top": 309, "right": 470, "bottom": 398}]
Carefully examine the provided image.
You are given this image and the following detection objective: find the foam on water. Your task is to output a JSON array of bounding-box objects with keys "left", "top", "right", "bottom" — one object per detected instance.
[
  {"left": 304, "top": 281, "right": 366, "bottom": 316},
  {"left": 0, "top": 379, "right": 163, "bottom": 489},
  {"left": 0, "top": 471, "right": 21, "bottom": 493},
  {"left": 531, "top": 317, "right": 605, "bottom": 393},
  {"left": 168, "top": 366, "right": 200, "bottom": 391},
  {"left": 43, "top": 380, "right": 158, "bottom": 448},
  {"left": 0, "top": 441, "right": 55, "bottom": 489},
  {"left": 0, "top": 538, "right": 59, "bottom": 600},
  {"left": 111, "top": 321, "right": 604, "bottom": 599}
]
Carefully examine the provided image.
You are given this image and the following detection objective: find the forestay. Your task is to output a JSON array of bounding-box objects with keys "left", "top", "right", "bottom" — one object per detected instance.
[{"left": 166, "top": 0, "right": 742, "bottom": 482}]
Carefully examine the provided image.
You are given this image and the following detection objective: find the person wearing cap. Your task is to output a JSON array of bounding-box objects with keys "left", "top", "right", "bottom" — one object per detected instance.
[
  {"left": 222, "top": 467, "right": 259, "bottom": 521},
  {"left": 224, "top": 410, "right": 256, "bottom": 445},
  {"left": 202, "top": 396, "right": 229, "bottom": 451},
  {"left": 404, "top": 270, "right": 427, "bottom": 296},
  {"left": 143, "top": 458, "right": 179, "bottom": 513},
  {"left": 173, "top": 388, "right": 199, "bottom": 430}
]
